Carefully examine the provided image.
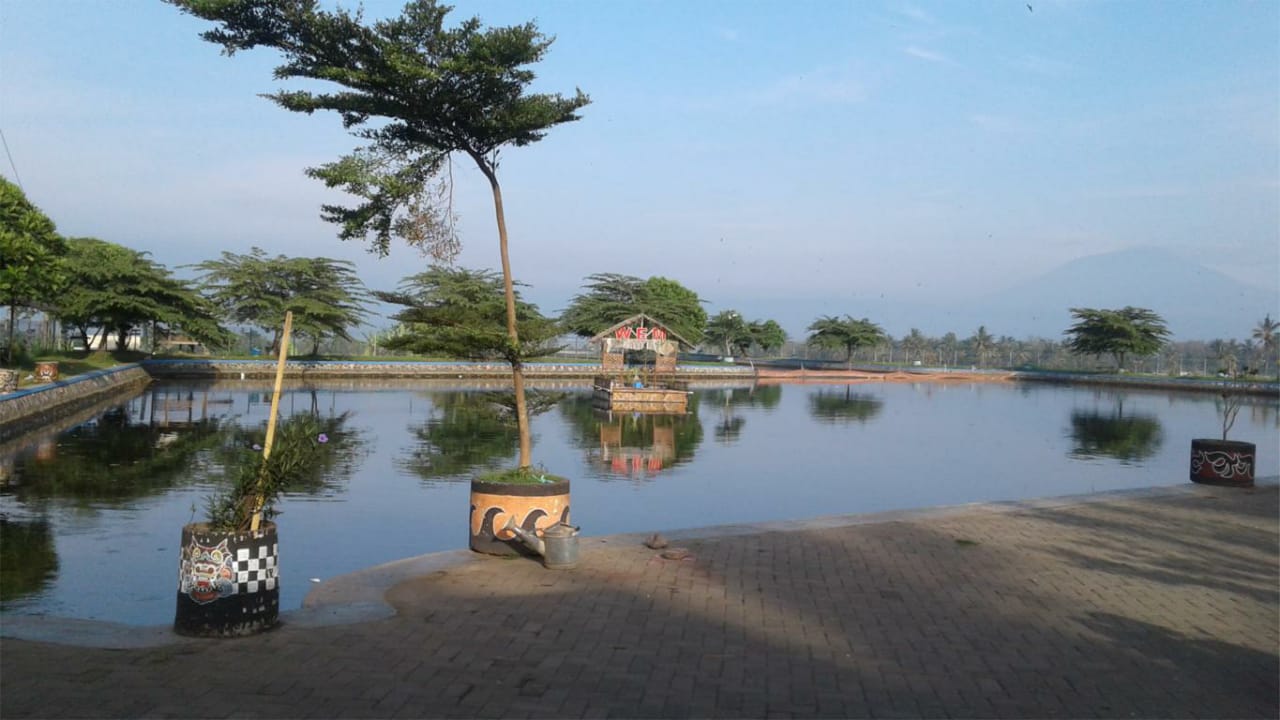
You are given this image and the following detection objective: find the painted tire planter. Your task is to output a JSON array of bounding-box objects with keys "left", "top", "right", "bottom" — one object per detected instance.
[
  {"left": 470, "top": 479, "right": 571, "bottom": 556},
  {"left": 174, "top": 522, "right": 280, "bottom": 637},
  {"left": 1189, "top": 439, "right": 1256, "bottom": 487}
]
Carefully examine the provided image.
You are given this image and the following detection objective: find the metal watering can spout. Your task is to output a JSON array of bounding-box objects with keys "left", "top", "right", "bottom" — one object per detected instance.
[{"left": 500, "top": 517, "right": 580, "bottom": 569}]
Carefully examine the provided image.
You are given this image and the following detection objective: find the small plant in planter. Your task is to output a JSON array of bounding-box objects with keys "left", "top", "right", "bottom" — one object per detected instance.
[
  {"left": 1190, "top": 389, "right": 1256, "bottom": 487},
  {"left": 175, "top": 414, "right": 339, "bottom": 637}
]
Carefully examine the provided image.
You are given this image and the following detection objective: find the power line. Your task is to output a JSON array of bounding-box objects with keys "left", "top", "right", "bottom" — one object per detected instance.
[{"left": 0, "top": 127, "right": 23, "bottom": 191}]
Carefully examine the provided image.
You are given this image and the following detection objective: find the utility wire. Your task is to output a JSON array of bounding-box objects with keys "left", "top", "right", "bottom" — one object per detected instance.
[{"left": 0, "top": 127, "right": 23, "bottom": 191}]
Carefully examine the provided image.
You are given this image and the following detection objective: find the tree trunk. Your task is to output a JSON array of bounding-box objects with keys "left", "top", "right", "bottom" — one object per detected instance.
[{"left": 472, "top": 151, "right": 532, "bottom": 468}]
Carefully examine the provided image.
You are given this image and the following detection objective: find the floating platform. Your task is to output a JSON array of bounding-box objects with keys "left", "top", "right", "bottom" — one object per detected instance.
[{"left": 592, "top": 376, "right": 690, "bottom": 413}]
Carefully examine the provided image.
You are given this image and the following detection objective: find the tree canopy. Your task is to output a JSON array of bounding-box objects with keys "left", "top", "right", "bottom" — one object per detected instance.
[
  {"left": 806, "top": 315, "right": 885, "bottom": 368},
  {"left": 173, "top": 0, "right": 589, "bottom": 469},
  {"left": 1, "top": 178, "right": 66, "bottom": 363},
  {"left": 1064, "top": 306, "right": 1170, "bottom": 370},
  {"left": 55, "top": 237, "right": 229, "bottom": 351},
  {"left": 192, "top": 248, "right": 369, "bottom": 354},
  {"left": 374, "top": 267, "right": 559, "bottom": 362},
  {"left": 703, "top": 311, "right": 786, "bottom": 357},
  {"left": 561, "top": 273, "right": 707, "bottom": 345}
]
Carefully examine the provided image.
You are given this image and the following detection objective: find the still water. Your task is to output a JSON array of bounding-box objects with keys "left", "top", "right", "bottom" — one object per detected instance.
[{"left": 1, "top": 379, "right": 1276, "bottom": 626}]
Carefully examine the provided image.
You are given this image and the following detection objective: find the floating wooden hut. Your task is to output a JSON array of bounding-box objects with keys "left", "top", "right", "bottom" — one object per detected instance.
[
  {"left": 592, "top": 376, "right": 690, "bottom": 413},
  {"left": 588, "top": 314, "right": 693, "bottom": 413}
]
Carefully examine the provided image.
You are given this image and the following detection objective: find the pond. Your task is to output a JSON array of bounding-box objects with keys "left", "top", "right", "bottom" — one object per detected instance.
[{"left": 1, "top": 379, "right": 1276, "bottom": 626}]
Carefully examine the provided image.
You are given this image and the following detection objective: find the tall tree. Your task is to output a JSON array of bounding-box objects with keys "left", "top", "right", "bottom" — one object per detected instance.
[
  {"left": 806, "top": 315, "right": 885, "bottom": 369},
  {"left": 703, "top": 311, "right": 751, "bottom": 357},
  {"left": 1064, "top": 307, "right": 1170, "bottom": 371},
  {"left": 54, "top": 237, "right": 229, "bottom": 351},
  {"left": 0, "top": 178, "right": 66, "bottom": 364},
  {"left": 970, "top": 326, "right": 994, "bottom": 368},
  {"left": 902, "top": 328, "right": 928, "bottom": 364},
  {"left": 374, "top": 267, "right": 560, "bottom": 361},
  {"left": 193, "top": 248, "right": 369, "bottom": 355},
  {"left": 561, "top": 273, "right": 706, "bottom": 344},
  {"left": 1253, "top": 314, "right": 1279, "bottom": 380},
  {"left": 749, "top": 319, "right": 787, "bottom": 356},
  {"left": 173, "top": 0, "right": 589, "bottom": 469}
]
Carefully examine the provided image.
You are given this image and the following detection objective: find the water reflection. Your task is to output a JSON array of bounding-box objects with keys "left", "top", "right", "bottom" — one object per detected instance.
[
  {"left": 1068, "top": 406, "right": 1164, "bottom": 463},
  {"left": 400, "top": 392, "right": 520, "bottom": 482},
  {"left": 808, "top": 387, "right": 885, "bottom": 424},
  {"left": 4, "top": 406, "right": 227, "bottom": 503},
  {"left": 560, "top": 395, "right": 703, "bottom": 479},
  {"left": 0, "top": 517, "right": 58, "bottom": 601},
  {"left": 704, "top": 385, "right": 783, "bottom": 444}
]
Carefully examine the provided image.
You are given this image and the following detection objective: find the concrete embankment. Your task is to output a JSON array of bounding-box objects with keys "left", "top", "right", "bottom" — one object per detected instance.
[
  {"left": 0, "top": 365, "right": 152, "bottom": 442},
  {"left": 1015, "top": 370, "right": 1279, "bottom": 397},
  {"left": 140, "top": 358, "right": 756, "bottom": 380}
]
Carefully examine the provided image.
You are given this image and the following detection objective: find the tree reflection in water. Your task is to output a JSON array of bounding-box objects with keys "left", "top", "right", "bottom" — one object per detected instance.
[
  {"left": 400, "top": 390, "right": 561, "bottom": 483},
  {"left": 808, "top": 387, "right": 885, "bottom": 424},
  {"left": 703, "top": 385, "right": 783, "bottom": 445},
  {"left": 0, "top": 517, "right": 58, "bottom": 601},
  {"left": 1069, "top": 406, "right": 1164, "bottom": 464}
]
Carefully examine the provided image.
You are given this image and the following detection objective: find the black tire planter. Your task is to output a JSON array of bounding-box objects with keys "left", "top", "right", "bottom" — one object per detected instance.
[
  {"left": 174, "top": 522, "right": 280, "bottom": 637},
  {"left": 1189, "top": 439, "right": 1256, "bottom": 487},
  {"left": 469, "top": 479, "right": 571, "bottom": 556}
]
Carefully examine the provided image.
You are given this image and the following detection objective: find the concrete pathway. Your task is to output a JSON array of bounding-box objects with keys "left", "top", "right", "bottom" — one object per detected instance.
[{"left": 2, "top": 483, "right": 1277, "bottom": 719}]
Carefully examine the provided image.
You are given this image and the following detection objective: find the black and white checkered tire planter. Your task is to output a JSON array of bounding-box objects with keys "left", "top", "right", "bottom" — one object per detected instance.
[
  {"left": 234, "top": 544, "right": 278, "bottom": 595},
  {"left": 174, "top": 522, "right": 281, "bottom": 637}
]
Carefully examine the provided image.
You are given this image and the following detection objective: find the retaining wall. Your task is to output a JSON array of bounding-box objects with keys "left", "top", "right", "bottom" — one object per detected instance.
[
  {"left": 140, "top": 359, "right": 756, "bottom": 380},
  {"left": 0, "top": 365, "right": 152, "bottom": 442}
]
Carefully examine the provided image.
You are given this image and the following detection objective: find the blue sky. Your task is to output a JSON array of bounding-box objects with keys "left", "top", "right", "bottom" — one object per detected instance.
[{"left": 1, "top": 0, "right": 1276, "bottom": 339}]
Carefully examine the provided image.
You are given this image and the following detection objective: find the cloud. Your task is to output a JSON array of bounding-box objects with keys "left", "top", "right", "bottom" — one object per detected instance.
[
  {"left": 687, "top": 63, "right": 870, "bottom": 111},
  {"left": 903, "top": 45, "right": 954, "bottom": 65},
  {"left": 894, "top": 4, "right": 936, "bottom": 25},
  {"left": 713, "top": 26, "right": 739, "bottom": 42}
]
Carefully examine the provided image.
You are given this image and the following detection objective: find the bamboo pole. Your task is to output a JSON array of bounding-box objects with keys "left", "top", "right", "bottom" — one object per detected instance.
[{"left": 250, "top": 311, "right": 292, "bottom": 532}]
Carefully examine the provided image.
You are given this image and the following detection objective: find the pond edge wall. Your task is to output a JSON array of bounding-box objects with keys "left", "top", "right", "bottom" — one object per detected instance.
[{"left": 0, "top": 365, "right": 152, "bottom": 442}]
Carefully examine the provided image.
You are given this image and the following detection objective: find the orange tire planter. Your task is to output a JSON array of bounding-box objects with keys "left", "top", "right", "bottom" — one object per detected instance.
[{"left": 469, "top": 479, "right": 571, "bottom": 556}]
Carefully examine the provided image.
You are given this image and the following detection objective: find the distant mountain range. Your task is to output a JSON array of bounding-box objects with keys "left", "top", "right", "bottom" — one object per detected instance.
[
  {"left": 722, "top": 247, "right": 1278, "bottom": 343},
  {"left": 964, "top": 247, "right": 1277, "bottom": 341}
]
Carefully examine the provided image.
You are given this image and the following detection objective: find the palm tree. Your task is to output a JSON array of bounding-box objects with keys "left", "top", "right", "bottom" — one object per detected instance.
[
  {"left": 1253, "top": 314, "right": 1279, "bottom": 380},
  {"left": 902, "top": 328, "right": 928, "bottom": 364},
  {"left": 970, "top": 326, "right": 994, "bottom": 368}
]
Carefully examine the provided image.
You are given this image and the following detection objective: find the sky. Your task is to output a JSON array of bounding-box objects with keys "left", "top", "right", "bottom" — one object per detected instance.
[{"left": 1, "top": 0, "right": 1277, "bottom": 340}]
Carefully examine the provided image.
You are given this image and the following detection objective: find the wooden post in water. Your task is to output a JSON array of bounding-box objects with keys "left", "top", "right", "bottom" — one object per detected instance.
[{"left": 251, "top": 311, "right": 292, "bottom": 532}]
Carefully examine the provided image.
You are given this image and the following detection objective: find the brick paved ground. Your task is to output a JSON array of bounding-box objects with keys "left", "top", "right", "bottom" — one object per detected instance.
[{"left": 3, "top": 484, "right": 1276, "bottom": 719}]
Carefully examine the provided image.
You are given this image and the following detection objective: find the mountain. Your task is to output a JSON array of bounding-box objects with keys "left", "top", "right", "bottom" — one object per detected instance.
[{"left": 963, "top": 247, "right": 1278, "bottom": 341}]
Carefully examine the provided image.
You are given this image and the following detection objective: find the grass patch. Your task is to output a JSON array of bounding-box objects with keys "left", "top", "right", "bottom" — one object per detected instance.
[
  {"left": 953, "top": 538, "right": 980, "bottom": 547},
  {"left": 476, "top": 466, "right": 568, "bottom": 485}
]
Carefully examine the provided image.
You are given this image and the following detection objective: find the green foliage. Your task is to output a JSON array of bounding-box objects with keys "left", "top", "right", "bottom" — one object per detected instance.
[
  {"left": 192, "top": 248, "right": 369, "bottom": 354},
  {"left": 1068, "top": 409, "right": 1164, "bottom": 462},
  {"left": 205, "top": 412, "right": 362, "bottom": 532},
  {"left": 170, "top": 0, "right": 589, "bottom": 258},
  {"left": 704, "top": 312, "right": 788, "bottom": 357},
  {"left": 1253, "top": 314, "right": 1279, "bottom": 380},
  {"left": 375, "top": 267, "right": 560, "bottom": 363},
  {"left": 808, "top": 388, "right": 885, "bottom": 424},
  {"left": 475, "top": 466, "right": 568, "bottom": 486},
  {"left": 400, "top": 390, "right": 563, "bottom": 482},
  {"left": 1064, "top": 307, "right": 1170, "bottom": 370},
  {"left": 0, "top": 178, "right": 66, "bottom": 364},
  {"left": 0, "top": 518, "right": 58, "bottom": 601},
  {"left": 561, "top": 273, "right": 708, "bottom": 344},
  {"left": 970, "top": 325, "right": 994, "bottom": 368},
  {"left": 54, "top": 237, "right": 230, "bottom": 351},
  {"left": 750, "top": 319, "right": 787, "bottom": 354},
  {"left": 806, "top": 315, "right": 885, "bottom": 367}
]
